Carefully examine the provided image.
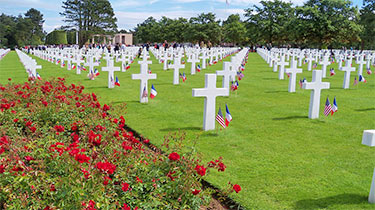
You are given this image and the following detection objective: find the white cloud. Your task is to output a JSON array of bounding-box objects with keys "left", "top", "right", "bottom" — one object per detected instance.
[
  {"left": 112, "top": 0, "right": 146, "bottom": 8},
  {"left": 149, "top": 0, "right": 159, "bottom": 4}
]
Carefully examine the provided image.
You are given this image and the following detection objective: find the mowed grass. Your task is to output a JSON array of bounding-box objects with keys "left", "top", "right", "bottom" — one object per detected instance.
[{"left": 1, "top": 50, "right": 375, "bottom": 209}]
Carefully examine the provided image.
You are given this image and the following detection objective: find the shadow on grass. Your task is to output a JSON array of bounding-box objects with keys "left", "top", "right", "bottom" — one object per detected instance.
[
  {"left": 262, "top": 77, "right": 278, "bottom": 80},
  {"left": 331, "top": 87, "right": 356, "bottom": 90},
  {"left": 265, "top": 90, "right": 288, "bottom": 93},
  {"left": 160, "top": 127, "right": 201, "bottom": 132},
  {"left": 294, "top": 193, "right": 367, "bottom": 210},
  {"left": 355, "top": 108, "right": 375, "bottom": 112},
  {"left": 273, "top": 116, "right": 308, "bottom": 120},
  {"left": 202, "top": 133, "right": 219, "bottom": 137}
]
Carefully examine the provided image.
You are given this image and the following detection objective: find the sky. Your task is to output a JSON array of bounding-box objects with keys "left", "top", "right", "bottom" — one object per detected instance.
[{"left": 0, "top": 0, "right": 364, "bottom": 33}]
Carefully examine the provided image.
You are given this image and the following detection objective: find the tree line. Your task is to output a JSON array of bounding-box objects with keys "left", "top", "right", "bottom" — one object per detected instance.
[
  {"left": 0, "top": 0, "right": 374, "bottom": 49},
  {"left": 0, "top": 9, "right": 44, "bottom": 48},
  {"left": 134, "top": 0, "right": 374, "bottom": 49}
]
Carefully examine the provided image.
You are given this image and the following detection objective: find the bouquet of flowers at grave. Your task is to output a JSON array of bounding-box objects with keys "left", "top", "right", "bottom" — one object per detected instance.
[{"left": 0, "top": 78, "right": 240, "bottom": 210}]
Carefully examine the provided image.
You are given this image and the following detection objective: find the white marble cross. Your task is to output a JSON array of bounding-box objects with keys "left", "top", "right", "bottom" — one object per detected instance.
[
  {"left": 73, "top": 56, "right": 83, "bottom": 74},
  {"left": 356, "top": 55, "right": 366, "bottom": 76},
  {"left": 319, "top": 55, "right": 331, "bottom": 78},
  {"left": 102, "top": 59, "right": 120, "bottom": 88},
  {"left": 277, "top": 54, "right": 289, "bottom": 80},
  {"left": 285, "top": 60, "right": 303, "bottom": 92},
  {"left": 192, "top": 74, "right": 229, "bottom": 131},
  {"left": 200, "top": 51, "right": 209, "bottom": 69},
  {"left": 168, "top": 56, "right": 185, "bottom": 85},
  {"left": 85, "top": 56, "right": 99, "bottom": 73},
  {"left": 216, "top": 62, "right": 236, "bottom": 91},
  {"left": 272, "top": 56, "right": 279, "bottom": 72},
  {"left": 66, "top": 53, "right": 72, "bottom": 70},
  {"left": 132, "top": 59, "right": 156, "bottom": 103},
  {"left": 302, "top": 70, "right": 330, "bottom": 119},
  {"left": 26, "top": 61, "right": 42, "bottom": 77},
  {"left": 361, "top": 130, "right": 375, "bottom": 203},
  {"left": 305, "top": 54, "right": 315, "bottom": 71},
  {"left": 340, "top": 64, "right": 356, "bottom": 89},
  {"left": 188, "top": 53, "right": 200, "bottom": 75},
  {"left": 103, "top": 53, "right": 112, "bottom": 65}
]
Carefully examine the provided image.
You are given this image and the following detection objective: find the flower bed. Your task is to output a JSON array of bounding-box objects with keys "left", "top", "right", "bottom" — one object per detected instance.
[{"left": 0, "top": 78, "right": 240, "bottom": 210}]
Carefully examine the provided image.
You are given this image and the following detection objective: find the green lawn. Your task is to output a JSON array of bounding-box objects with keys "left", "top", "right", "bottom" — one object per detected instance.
[{"left": 1, "top": 50, "right": 375, "bottom": 210}]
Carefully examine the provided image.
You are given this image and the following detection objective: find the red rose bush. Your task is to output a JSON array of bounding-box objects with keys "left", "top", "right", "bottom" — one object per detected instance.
[{"left": 0, "top": 78, "right": 240, "bottom": 209}]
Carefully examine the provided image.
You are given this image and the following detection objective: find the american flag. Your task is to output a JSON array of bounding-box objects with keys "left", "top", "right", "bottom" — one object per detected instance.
[
  {"left": 324, "top": 97, "right": 332, "bottom": 116},
  {"left": 216, "top": 107, "right": 226, "bottom": 128},
  {"left": 353, "top": 76, "right": 358, "bottom": 85},
  {"left": 142, "top": 86, "right": 148, "bottom": 98},
  {"left": 237, "top": 71, "right": 244, "bottom": 80},
  {"left": 299, "top": 79, "right": 303, "bottom": 88},
  {"left": 148, "top": 67, "right": 152, "bottom": 74}
]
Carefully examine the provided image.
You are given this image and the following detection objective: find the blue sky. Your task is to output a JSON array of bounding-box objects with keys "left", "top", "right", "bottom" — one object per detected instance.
[{"left": 0, "top": 0, "right": 364, "bottom": 33}]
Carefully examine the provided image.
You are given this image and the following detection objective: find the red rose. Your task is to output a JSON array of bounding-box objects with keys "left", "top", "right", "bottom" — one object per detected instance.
[
  {"left": 0, "top": 165, "right": 5, "bottom": 173},
  {"left": 96, "top": 161, "right": 116, "bottom": 174},
  {"left": 75, "top": 154, "right": 90, "bottom": 163},
  {"left": 122, "top": 203, "right": 131, "bottom": 210},
  {"left": 143, "top": 139, "right": 150, "bottom": 144},
  {"left": 13, "top": 118, "right": 19, "bottom": 123},
  {"left": 121, "top": 182, "right": 129, "bottom": 192},
  {"left": 29, "top": 126, "right": 36, "bottom": 133},
  {"left": 24, "top": 156, "right": 35, "bottom": 161},
  {"left": 8, "top": 78, "right": 11, "bottom": 81},
  {"left": 168, "top": 152, "right": 180, "bottom": 161},
  {"left": 50, "top": 184, "right": 56, "bottom": 191},
  {"left": 103, "top": 104, "right": 110, "bottom": 111},
  {"left": 192, "top": 189, "right": 201, "bottom": 195},
  {"left": 195, "top": 165, "right": 206, "bottom": 176},
  {"left": 233, "top": 184, "right": 241, "bottom": 193},
  {"left": 54, "top": 125, "right": 65, "bottom": 132}
]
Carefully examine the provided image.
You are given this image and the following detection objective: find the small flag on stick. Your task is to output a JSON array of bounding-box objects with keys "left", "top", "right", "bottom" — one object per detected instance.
[{"left": 216, "top": 107, "right": 226, "bottom": 128}]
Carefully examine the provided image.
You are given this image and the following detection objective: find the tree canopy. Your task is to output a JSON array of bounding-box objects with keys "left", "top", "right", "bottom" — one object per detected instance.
[
  {"left": 0, "top": 8, "right": 45, "bottom": 48},
  {"left": 60, "top": 0, "right": 117, "bottom": 46}
]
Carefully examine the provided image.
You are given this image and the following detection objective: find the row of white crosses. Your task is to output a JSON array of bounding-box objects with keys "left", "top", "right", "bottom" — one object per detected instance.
[
  {"left": 15, "top": 49, "right": 42, "bottom": 78},
  {"left": 192, "top": 48, "right": 248, "bottom": 131},
  {"left": 0, "top": 49, "right": 10, "bottom": 60}
]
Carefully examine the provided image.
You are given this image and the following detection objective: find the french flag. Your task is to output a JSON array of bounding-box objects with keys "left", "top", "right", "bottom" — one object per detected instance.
[
  {"left": 331, "top": 96, "right": 338, "bottom": 115},
  {"left": 196, "top": 65, "right": 201, "bottom": 72},
  {"left": 115, "top": 76, "right": 120, "bottom": 86},
  {"left": 150, "top": 84, "right": 157, "bottom": 99},
  {"left": 36, "top": 72, "right": 42, "bottom": 80},
  {"left": 72, "top": 64, "right": 76, "bottom": 70},
  {"left": 225, "top": 104, "right": 232, "bottom": 126},
  {"left": 81, "top": 66, "right": 87, "bottom": 71},
  {"left": 359, "top": 75, "right": 366, "bottom": 83},
  {"left": 126, "top": 63, "right": 130, "bottom": 70},
  {"left": 367, "top": 68, "right": 372, "bottom": 75},
  {"left": 94, "top": 68, "right": 100, "bottom": 77}
]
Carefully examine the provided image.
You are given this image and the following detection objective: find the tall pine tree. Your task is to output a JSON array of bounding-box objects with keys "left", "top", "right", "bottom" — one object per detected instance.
[{"left": 60, "top": 0, "right": 117, "bottom": 46}]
